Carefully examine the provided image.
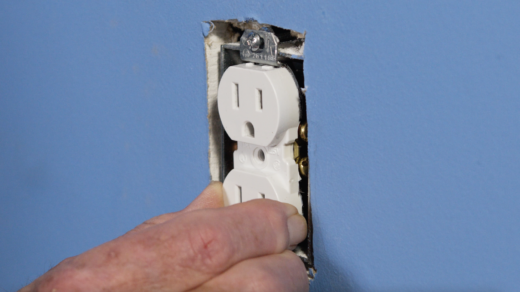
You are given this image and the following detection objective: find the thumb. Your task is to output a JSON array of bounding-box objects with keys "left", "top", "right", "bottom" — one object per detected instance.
[{"left": 184, "top": 181, "right": 225, "bottom": 212}]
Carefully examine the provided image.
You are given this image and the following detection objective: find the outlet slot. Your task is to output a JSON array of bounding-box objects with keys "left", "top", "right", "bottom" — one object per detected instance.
[
  {"left": 256, "top": 89, "right": 263, "bottom": 112},
  {"left": 260, "top": 193, "right": 265, "bottom": 199},
  {"left": 232, "top": 83, "right": 239, "bottom": 109},
  {"left": 236, "top": 185, "right": 242, "bottom": 203},
  {"left": 243, "top": 122, "right": 255, "bottom": 138}
]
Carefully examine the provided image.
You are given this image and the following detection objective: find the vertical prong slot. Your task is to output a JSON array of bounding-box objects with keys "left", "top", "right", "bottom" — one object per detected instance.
[
  {"left": 236, "top": 185, "right": 242, "bottom": 202},
  {"left": 232, "top": 83, "right": 239, "bottom": 109},
  {"left": 256, "top": 89, "right": 263, "bottom": 112},
  {"left": 260, "top": 193, "right": 265, "bottom": 199}
]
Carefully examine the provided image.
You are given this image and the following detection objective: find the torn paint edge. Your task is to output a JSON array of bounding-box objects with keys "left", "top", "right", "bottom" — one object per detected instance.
[{"left": 203, "top": 21, "right": 241, "bottom": 182}]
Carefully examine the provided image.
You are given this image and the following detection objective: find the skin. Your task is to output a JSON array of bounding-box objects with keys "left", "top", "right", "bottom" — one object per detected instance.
[{"left": 19, "top": 182, "right": 309, "bottom": 292}]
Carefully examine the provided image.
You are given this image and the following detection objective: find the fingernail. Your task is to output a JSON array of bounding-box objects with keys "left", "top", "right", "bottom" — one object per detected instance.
[
  {"left": 283, "top": 203, "right": 298, "bottom": 217},
  {"left": 287, "top": 214, "right": 307, "bottom": 247},
  {"left": 206, "top": 181, "right": 223, "bottom": 192}
]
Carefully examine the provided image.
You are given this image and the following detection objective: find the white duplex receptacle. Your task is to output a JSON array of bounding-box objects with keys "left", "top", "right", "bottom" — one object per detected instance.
[
  {"left": 218, "top": 63, "right": 302, "bottom": 214},
  {"left": 206, "top": 21, "right": 314, "bottom": 277}
]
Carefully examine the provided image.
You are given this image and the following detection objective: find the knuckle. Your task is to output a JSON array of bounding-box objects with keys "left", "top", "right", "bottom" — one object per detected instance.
[
  {"left": 185, "top": 223, "right": 235, "bottom": 273},
  {"left": 243, "top": 268, "right": 286, "bottom": 292},
  {"left": 244, "top": 253, "right": 308, "bottom": 292},
  {"left": 245, "top": 199, "right": 286, "bottom": 224},
  {"left": 237, "top": 200, "right": 290, "bottom": 250}
]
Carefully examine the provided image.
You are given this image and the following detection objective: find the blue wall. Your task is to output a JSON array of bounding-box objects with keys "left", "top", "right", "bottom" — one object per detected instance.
[{"left": 1, "top": 1, "right": 520, "bottom": 291}]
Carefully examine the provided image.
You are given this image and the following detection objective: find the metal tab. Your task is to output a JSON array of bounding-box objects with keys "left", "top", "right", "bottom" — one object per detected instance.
[{"left": 239, "top": 29, "right": 280, "bottom": 66}]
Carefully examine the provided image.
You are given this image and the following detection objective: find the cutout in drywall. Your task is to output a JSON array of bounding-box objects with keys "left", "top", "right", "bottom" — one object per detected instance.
[{"left": 202, "top": 19, "right": 315, "bottom": 279}]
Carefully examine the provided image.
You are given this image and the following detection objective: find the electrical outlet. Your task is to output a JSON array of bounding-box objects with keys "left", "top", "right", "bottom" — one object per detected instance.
[
  {"left": 218, "top": 63, "right": 302, "bottom": 213},
  {"left": 203, "top": 20, "right": 314, "bottom": 278}
]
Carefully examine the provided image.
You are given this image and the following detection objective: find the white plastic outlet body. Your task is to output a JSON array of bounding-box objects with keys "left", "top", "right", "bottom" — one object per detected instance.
[{"left": 217, "top": 63, "right": 303, "bottom": 214}]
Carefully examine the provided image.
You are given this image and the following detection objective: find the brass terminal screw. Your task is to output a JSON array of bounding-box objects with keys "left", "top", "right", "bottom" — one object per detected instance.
[
  {"left": 299, "top": 123, "right": 308, "bottom": 142},
  {"left": 298, "top": 157, "right": 309, "bottom": 177},
  {"left": 293, "top": 140, "right": 300, "bottom": 160}
]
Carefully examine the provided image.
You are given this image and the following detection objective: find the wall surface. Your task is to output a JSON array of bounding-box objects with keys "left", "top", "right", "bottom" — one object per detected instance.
[{"left": 1, "top": 1, "right": 520, "bottom": 291}]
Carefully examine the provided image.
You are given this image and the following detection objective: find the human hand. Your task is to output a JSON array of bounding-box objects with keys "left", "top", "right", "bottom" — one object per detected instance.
[{"left": 20, "top": 182, "right": 309, "bottom": 292}]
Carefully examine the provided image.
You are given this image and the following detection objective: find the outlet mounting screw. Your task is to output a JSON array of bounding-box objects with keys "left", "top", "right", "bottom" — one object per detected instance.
[{"left": 246, "top": 32, "right": 264, "bottom": 52}]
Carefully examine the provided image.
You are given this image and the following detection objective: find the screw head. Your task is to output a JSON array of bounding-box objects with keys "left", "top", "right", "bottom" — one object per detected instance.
[
  {"left": 293, "top": 140, "right": 300, "bottom": 160},
  {"left": 298, "top": 157, "right": 309, "bottom": 177},
  {"left": 246, "top": 32, "right": 264, "bottom": 52},
  {"left": 298, "top": 123, "right": 308, "bottom": 142}
]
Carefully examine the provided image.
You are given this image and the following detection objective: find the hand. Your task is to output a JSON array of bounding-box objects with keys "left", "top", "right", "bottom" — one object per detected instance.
[{"left": 20, "top": 182, "right": 309, "bottom": 292}]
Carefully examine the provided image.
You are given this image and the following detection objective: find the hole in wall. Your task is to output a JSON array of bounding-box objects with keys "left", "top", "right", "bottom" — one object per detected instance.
[{"left": 203, "top": 19, "right": 315, "bottom": 278}]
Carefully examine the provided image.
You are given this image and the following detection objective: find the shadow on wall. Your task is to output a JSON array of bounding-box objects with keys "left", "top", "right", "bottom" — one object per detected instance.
[
  {"left": 310, "top": 215, "right": 364, "bottom": 292},
  {"left": 311, "top": 261, "right": 363, "bottom": 291},
  {"left": 312, "top": 225, "right": 500, "bottom": 292},
  {"left": 310, "top": 221, "right": 499, "bottom": 292}
]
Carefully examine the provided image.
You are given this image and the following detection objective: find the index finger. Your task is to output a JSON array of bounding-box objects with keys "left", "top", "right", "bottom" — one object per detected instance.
[{"left": 137, "top": 199, "right": 307, "bottom": 291}]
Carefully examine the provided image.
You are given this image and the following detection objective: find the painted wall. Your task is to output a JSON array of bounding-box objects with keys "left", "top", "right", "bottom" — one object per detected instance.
[{"left": 1, "top": 1, "right": 519, "bottom": 291}]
